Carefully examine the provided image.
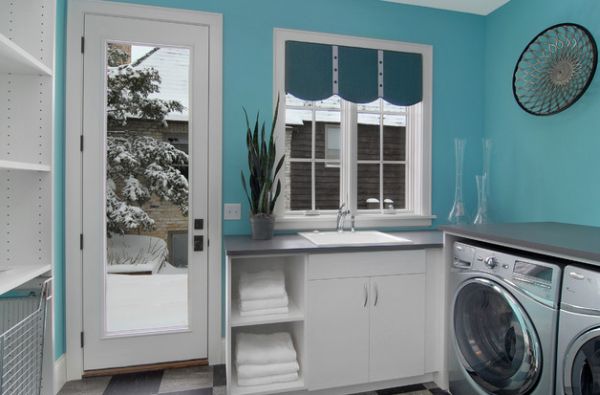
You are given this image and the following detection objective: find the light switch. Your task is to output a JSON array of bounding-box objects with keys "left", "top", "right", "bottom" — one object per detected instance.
[{"left": 224, "top": 203, "right": 242, "bottom": 220}]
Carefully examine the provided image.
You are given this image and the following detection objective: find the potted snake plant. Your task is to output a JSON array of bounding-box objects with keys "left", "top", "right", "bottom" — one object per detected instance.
[{"left": 241, "top": 96, "right": 284, "bottom": 240}]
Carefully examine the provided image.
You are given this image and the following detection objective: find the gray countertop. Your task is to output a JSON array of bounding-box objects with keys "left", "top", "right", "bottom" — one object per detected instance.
[
  {"left": 441, "top": 222, "right": 600, "bottom": 264},
  {"left": 224, "top": 231, "right": 443, "bottom": 256}
]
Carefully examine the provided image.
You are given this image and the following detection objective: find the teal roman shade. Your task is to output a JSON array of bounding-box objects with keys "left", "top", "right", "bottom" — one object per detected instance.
[
  {"left": 285, "top": 40, "right": 423, "bottom": 106},
  {"left": 285, "top": 41, "right": 333, "bottom": 101}
]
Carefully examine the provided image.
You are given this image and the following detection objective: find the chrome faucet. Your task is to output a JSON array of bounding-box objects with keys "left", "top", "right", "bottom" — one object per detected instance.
[{"left": 336, "top": 203, "right": 351, "bottom": 232}]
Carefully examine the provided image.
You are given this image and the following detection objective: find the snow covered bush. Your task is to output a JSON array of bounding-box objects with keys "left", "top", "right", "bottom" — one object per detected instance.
[{"left": 106, "top": 44, "right": 188, "bottom": 235}]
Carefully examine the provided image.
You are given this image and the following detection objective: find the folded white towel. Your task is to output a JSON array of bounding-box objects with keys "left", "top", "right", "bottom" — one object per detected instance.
[
  {"left": 237, "top": 361, "right": 299, "bottom": 379},
  {"left": 236, "top": 332, "right": 297, "bottom": 365},
  {"left": 239, "top": 270, "right": 286, "bottom": 301},
  {"left": 237, "top": 372, "right": 299, "bottom": 387},
  {"left": 239, "top": 306, "right": 289, "bottom": 317},
  {"left": 240, "top": 294, "right": 289, "bottom": 312}
]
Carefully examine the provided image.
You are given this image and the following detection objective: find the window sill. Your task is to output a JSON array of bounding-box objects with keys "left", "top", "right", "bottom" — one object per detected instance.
[{"left": 274, "top": 214, "right": 435, "bottom": 231}]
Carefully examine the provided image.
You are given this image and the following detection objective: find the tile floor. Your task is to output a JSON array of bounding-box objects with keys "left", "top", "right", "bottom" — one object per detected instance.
[{"left": 58, "top": 365, "right": 450, "bottom": 395}]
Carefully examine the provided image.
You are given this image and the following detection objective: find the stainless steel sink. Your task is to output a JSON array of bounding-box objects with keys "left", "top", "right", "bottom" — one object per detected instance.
[{"left": 298, "top": 230, "right": 412, "bottom": 246}]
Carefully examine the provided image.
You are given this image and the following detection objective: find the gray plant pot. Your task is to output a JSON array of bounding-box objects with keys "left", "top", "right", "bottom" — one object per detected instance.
[{"left": 250, "top": 214, "right": 275, "bottom": 240}]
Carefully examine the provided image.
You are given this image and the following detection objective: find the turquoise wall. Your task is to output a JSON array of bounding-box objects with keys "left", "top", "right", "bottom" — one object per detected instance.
[
  {"left": 54, "top": 0, "right": 67, "bottom": 360},
  {"left": 53, "top": 0, "right": 486, "bottom": 358},
  {"left": 484, "top": 0, "right": 600, "bottom": 224}
]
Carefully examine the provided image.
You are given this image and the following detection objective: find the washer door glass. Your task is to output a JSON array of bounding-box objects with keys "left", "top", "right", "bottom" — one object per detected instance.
[
  {"left": 569, "top": 333, "right": 600, "bottom": 395},
  {"left": 453, "top": 278, "right": 541, "bottom": 395}
]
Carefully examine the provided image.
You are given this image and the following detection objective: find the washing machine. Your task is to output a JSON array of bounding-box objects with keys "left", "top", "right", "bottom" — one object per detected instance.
[
  {"left": 556, "top": 265, "right": 600, "bottom": 395},
  {"left": 449, "top": 242, "right": 561, "bottom": 395}
]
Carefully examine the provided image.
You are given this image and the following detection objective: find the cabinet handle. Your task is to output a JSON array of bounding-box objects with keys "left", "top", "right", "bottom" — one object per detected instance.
[
  {"left": 363, "top": 283, "right": 368, "bottom": 308},
  {"left": 374, "top": 283, "right": 379, "bottom": 307}
]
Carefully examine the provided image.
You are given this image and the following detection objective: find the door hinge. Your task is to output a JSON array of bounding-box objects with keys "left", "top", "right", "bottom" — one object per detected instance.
[
  {"left": 81, "top": 36, "right": 85, "bottom": 53},
  {"left": 80, "top": 135, "right": 84, "bottom": 151},
  {"left": 80, "top": 332, "right": 84, "bottom": 348},
  {"left": 80, "top": 234, "right": 84, "bottom": 250}
]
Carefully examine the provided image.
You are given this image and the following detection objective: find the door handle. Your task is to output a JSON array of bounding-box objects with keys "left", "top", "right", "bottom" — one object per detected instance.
[
  {"left": 373, "top": 283, "right": 379, "bottom": 307},
  {"left": 363, "top": 283, "right": 369, "bottom": 308},
  {"left": 194, "top": 235, "right": 204, "bottom": 252}
]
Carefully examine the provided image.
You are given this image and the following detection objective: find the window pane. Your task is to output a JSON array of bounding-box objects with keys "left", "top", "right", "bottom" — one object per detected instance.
[
  {"left": 286, "top": 109, "right": 312, "bottom": 159},
  {"left": 286, "top": 93, "right": 310, "bottom": 108},
  {"left": 383, "top": 100, "right": 406, "bottom": 113},
  {"left": 383, "top": 164, "right": 406, "bottom": 209},
  {"left": 314, "top": 95, "right": 341, "bottom": 109},
  {"left": 357, "top": 99, "right": 380, "bottom": 112},
  {"left": 289, "top": 161, "right": 312, "bottom": 210},
  {"left": 357, "top": 115, "right": 380, "bottom": 161},
  {"left": 315, "top": 163, "right": 340, "bottom": 210},
  {"left": 357, "top": 163, "right": 380, "bottom": 209},
  {"left": 383, "top": 119, "right": 406, "bottom": 161},
  {"left": 315, "top": 111, "right": 341, "bottom": 160}
]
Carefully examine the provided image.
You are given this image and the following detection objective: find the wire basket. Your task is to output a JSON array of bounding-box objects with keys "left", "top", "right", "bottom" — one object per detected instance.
[{"left": 0, "top": 279, "right": 51, "bottom": 395}]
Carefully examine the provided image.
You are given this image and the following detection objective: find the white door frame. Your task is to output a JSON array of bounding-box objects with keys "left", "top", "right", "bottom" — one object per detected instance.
[{"left": 65, "top": 0, "right": 223, "bottom": 380}]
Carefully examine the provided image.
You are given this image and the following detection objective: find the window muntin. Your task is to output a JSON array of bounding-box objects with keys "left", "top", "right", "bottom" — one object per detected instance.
[
  {"left": 285, "top": 95, "right": 342, "bottom": 212},
  {"left": 356, "top": 100, "right": 406, "bottom": 212},
  {"left": 284, "top": 93, "right": 408, "bottom": 215}
]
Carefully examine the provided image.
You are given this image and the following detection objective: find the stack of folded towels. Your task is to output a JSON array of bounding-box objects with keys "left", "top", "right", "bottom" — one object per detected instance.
[
  {"left": 235, "top": 332, "right": 300, "bottom": 386},
  {"left": 239, "top": 269, "right": 289, "bottom": 316}
]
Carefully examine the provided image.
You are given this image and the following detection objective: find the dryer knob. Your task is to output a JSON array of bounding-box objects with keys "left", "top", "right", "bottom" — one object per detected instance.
[{"left": 484, "top": 256, "right": 498, "bottom": 269}]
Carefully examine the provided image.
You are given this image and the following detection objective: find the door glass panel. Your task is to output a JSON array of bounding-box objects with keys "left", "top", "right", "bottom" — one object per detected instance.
[
  {"left": 453, "top": 281, "right": 540, "bottom": 395},
  {"left": 105, "top": 42, "right": 190, "bottom": 333},
  {"left": 571, "top": 336, "right": 600, "bottom": 395}
]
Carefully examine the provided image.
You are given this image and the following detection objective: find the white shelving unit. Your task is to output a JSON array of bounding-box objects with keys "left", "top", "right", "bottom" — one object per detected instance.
[
  {"left": 0, "top": 0, "right": 54, "bottom": 278},
  {"left": 0, "top": 1, "right": 55, "bottom": 392},
  {"left": 0, "top": 33, "right": 53, "bottom": 76},
  {"left": 226, "top": 254, "right": 307, "bottom": 395}
]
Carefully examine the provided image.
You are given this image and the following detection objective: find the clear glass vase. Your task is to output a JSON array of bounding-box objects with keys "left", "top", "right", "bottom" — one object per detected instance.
[
  {"left": 473, "top": 174, "right": 489, "bottom": 224},
  {"left": 448, "top": 139, "right": 466, "bottom": 224},
  {"left": 482, "top": 138, "right": 492, "bottom": 196}
]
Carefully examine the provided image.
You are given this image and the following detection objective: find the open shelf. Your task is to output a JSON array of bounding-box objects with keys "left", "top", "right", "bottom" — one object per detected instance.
[
  {"left": 231, "top": 301, "right": 304, "bottom": 327},
  {"left": 0, "top": 160, "right": 51, "bottom": 172},
  {"left": 230, "top": 371, "right": 305, "bottom": 395},
  {"left": 0, "top": 264, "right": 51, "bottom": 296},
  {"left": 0, "top": 33, "right": 52, "bottom": 76}
]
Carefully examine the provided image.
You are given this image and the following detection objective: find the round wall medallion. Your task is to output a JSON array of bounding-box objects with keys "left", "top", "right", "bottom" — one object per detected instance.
[{"left": 513, "top": 23, "right": 598, "bottom": 116}]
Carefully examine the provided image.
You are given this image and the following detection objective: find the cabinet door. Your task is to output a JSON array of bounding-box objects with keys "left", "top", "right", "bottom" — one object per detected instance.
[
  {"left": 369, "top": 274, "right": 426, "bottom": 382},
  {"left": 307, "top": 278, "right": 370, "bottom": 390}
]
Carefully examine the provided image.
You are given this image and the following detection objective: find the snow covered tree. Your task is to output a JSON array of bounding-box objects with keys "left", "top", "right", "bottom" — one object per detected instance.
[{"left": 106, "top": 44, "right": 188, "bottom": 235}]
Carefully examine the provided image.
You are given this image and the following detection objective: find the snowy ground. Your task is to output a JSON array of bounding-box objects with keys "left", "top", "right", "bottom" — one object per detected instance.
[{"left": 106, "top": 268, "right": 188, "bottom": 332}]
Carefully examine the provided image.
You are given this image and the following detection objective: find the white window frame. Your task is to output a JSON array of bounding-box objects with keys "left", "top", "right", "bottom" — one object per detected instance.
[{"left": 273, "top": 28, "right": 433, "bottom": 230}]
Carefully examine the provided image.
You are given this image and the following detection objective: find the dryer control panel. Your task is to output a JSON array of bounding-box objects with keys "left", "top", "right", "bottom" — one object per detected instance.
[{"left": 454, "top": 242, "right": 561, "bottom": 308}]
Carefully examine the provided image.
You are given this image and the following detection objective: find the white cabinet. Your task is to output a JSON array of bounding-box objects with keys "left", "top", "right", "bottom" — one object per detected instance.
[
  {"left": 306, "top": 251, "right": 427, "bottom": 390},
  {"left": 224, "top": 247, "right": 442, "bottom": 395},
  {"left": 369, "top": 274, "right": 425, "bottom": 382},
  {"left": 306, "top": 278, "right": 370, "bottom": 390}
]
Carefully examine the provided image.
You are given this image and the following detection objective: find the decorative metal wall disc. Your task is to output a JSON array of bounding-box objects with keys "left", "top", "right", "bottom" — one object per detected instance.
[{"left": 513, "top": 23, "right": 597, "bottom": 116}]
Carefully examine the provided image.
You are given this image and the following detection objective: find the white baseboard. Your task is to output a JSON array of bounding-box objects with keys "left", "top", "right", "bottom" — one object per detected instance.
[{"left": 54, "top": 355, "right": 67, "bottom": 395}]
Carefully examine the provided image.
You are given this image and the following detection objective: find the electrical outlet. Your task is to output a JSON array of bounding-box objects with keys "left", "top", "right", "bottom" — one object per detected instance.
[{"left": 224, "top": 203, "right": 242, "bottom": 220}]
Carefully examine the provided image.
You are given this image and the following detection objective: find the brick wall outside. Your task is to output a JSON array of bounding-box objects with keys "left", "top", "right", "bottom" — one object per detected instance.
[{"left": 108, "top": 118, "right": 189, "bottom": 261}]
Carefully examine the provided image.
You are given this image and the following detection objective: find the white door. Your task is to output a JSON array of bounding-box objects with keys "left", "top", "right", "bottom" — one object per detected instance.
[
  {"left": 369, "top": 274, "right": 426, "bottom": 382},
  {"left": 82, "top": 14, "right": 209, "bottom": 370},
  {"left": 307, "top": 278, "right": 370, "bottom": 390}
]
